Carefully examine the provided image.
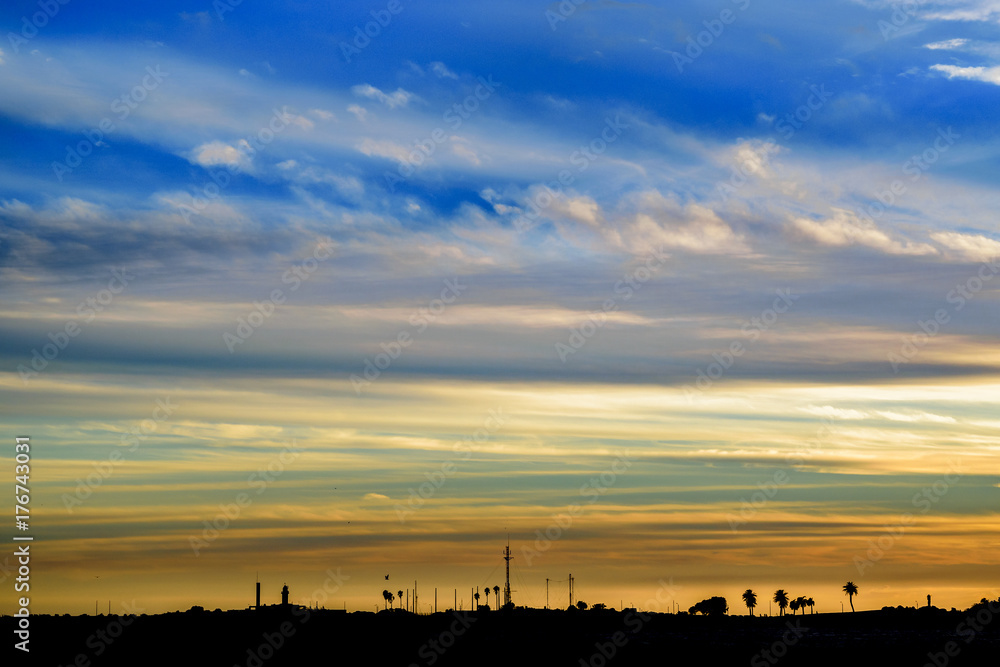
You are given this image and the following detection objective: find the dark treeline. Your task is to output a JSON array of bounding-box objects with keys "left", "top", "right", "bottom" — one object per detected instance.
[{"left": 5, "top": 596, "right": 999, "bottom": 667}]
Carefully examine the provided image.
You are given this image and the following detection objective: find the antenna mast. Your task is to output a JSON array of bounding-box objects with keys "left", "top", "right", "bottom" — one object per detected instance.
[{"left": 503, "top": 536, "right": 512, "bottom": 608}]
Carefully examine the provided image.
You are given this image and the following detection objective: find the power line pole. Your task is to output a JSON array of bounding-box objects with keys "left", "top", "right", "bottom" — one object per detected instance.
[{"left": 568, "top": 574, "right": 574, "bottom": 608}]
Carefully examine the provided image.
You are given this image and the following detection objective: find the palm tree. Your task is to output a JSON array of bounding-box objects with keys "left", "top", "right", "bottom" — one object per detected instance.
[
  {"left": 742, "top": 589, "right": 758, "bottom": 616},
  {"left": 843, "top": 582, "right": 858, "bottom": 612},
  {"left": 773, "top": 590, "right": 789, "bottom": 616},
  {"left": 474, "top": 591, "right": 480, "bottom": 610},
  {"left": 790, "top": 599, "right": 800, "bottom": 615},
  {"left": 494, "top": 585, "right": 500, "bottom": 605},
  {"left": 484, "top": 588, "right": 490, "bottom": 608},
  {"left": 806, "top": 597, "right": 815, "bottom": 614},
  {"left": 397, "top": 590, "right": 403, "bottom": 611},
  {"left": 382, "top": 589, "right": 391, "bottom": 610},
  {"left": 389, "top": 592, "right": 395, "bottom": 609}
]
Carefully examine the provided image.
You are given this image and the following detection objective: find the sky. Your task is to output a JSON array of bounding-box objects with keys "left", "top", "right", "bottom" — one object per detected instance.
[{"left": 1, "top": 0, "right": 999, "bottom": 616}]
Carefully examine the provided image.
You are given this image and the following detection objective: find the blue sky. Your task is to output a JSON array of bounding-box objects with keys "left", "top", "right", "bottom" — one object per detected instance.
[{"left": 1, "top": 0, "right": 1000, "bottom": 614}]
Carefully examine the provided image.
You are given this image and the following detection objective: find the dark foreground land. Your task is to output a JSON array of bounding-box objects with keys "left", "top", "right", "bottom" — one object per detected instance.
[{"left": 6, "top": 603, "right": 1000, "bottom": 667}]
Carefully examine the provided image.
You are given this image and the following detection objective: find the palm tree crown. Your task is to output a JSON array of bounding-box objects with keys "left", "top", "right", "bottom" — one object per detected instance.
[
  {"left": 742, "top": 589, "right": 758, "bottom": 616},
  {"left": 843, "top": 582, "right": 858, "bottom": 612},
  {"left": 773, "top": 589, "right": 790, "bottom": 616}
]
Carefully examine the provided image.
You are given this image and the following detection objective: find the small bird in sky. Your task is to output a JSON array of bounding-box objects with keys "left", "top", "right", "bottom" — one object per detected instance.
[{"left": 385, "top": 574, "right": 389, "bottom": 580}]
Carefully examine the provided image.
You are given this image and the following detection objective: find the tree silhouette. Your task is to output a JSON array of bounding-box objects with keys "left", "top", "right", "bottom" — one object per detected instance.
[
  {"left": 742, "top": 589, "right": 757, "bottom": 616},
  {"left": 688, "top": 597, "right": 728, "bottom": 616},
  {"left": 843, "top": 582, "right": 858, "bottom": 612},
  {"left": 576, "top": 601, "right": 588, "bottom": 611},
  {"left": 397, "top": 590, "right": 403, "bottom": 611},
  {"left": 773, "top": 590, "right": 790, "bottom": 616},
  {"left": 494, "top": 585, "right": 500, "bottom": 605},
  {"left": 382, "top": 589, "right": 390, "bottom": 610},
  {"left": 790, "top": 598, "right": 800, "bottom": 615},
  {"left": 474, "top": 591, "right": 480, "bottom": 610},
  {"left": 806, "top": 597, "right": 815, "bottom": 614},
  {"left": 484, "top": 588, "right": 490, "bottom": 609}
]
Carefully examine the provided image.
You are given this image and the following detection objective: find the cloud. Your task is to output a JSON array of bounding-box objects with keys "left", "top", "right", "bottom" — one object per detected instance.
[
  {"left": 309, "top": 108, "right": 335, "bottom": 121},
  {"left": 363, "top": 493, "right": 389, "bottom": 500},
  {"left": 930, "top": 231, "right": 1000, "bottom": 262},
  {"left": 188, "top": 141, "right": 245, "bottom": 168},
  {"left": 450, "top": 138, "right": 484, "bottom": 166},
  {"left": 931, "top": 64, "right": 1000, "bottom": 85},
  {"left": 350, "top": 84, "right": 417, "bottom": 109},
  {"left": 873, "top": 410, "right": 956, "bottom": 424},
  {"left": 347, "top": 104, "right": 368, "bottom": 122},
  {"left": 790, "top": 209, "right": 938, "bottom": 256},
  {"left": 799, "top": 406, "right": 870, "bottom": 420},
  {"left": 356, "top": 138, "right": 412, "bottom": 163},
  {"left": 923, "top": 1, "right": 1000, "bottom": 23},
  {"left": 430, "top": 61, "right": 458, "bottom": 79},
  {"left": 799, "top": 406, "right": 956, "bottom": 423},
  {"left": 924, "top": 38, "right": 970, "bottom": 50}
]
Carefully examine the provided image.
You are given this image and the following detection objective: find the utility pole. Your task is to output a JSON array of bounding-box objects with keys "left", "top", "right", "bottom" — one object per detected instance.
[
  {"left": 435, "top": 588, "right": 437, "bottom": 614},
  {"left": 546, "top": 578, "right": 549, "bottom": 609},
  {"left": 568, "top": 574, "right": 574, "bottom": 608}
]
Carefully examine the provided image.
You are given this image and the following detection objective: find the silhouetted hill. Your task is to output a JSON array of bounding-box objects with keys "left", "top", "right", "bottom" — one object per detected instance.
[{"left": 5, "top": 603, "right": 999, "bottom": 666}]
